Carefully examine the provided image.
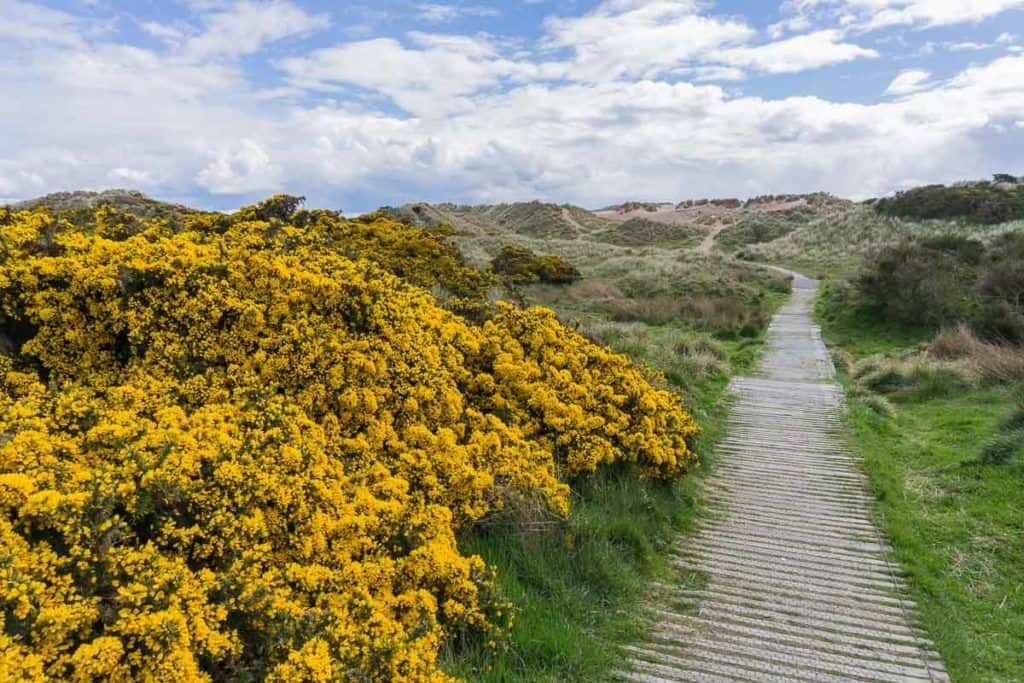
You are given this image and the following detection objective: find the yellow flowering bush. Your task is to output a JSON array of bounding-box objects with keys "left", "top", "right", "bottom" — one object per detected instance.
[{"left": 0, "top": 199, "right": 698, "bottom": 681}]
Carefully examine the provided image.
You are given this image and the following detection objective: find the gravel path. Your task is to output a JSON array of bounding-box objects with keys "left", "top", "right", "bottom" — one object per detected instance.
[{"left": 616, "top": 271, "right": 949, "bottom": 683}]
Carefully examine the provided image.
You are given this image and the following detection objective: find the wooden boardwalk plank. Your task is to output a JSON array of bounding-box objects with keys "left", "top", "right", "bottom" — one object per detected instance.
[{"left": 619, "top": 271, "right": 949, "bottom": 683}]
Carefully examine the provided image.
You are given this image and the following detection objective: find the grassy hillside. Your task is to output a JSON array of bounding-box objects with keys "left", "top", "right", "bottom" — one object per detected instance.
[
  {"left": 719, "top": 200, "right": 1024, "bottom": 278},
  {"left": 12, "top": 189, "right": 205, "bottom": 227}
]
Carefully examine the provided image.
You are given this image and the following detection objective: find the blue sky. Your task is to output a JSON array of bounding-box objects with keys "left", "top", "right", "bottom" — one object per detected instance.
[{"left": 2, "top": 0, "right": 1024, "bottom": 212}]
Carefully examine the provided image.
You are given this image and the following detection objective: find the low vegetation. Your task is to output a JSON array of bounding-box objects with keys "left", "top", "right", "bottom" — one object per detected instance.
[
  {"left": 874, "top": 177, "right": 1024, "bottom": 224},
  {"left": 815, "top": 223, "right": 1024, "bottom": 680},
  {"left": 489, "top": 244, "right": 580, "bottom": 285},
  {"left": 590, "top": 218, "right": 703, "bottom": 249},
  {"left": 0, "top": 198, "right": 702, "bottom": 681}
]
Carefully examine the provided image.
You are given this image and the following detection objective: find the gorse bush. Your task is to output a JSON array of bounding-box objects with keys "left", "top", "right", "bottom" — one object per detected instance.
[
  {"left": 490, "top": 244, "right": 580, "bottom": 285},
  {"left": 0, "top": 200, "right": 698, "bottom": 681}
]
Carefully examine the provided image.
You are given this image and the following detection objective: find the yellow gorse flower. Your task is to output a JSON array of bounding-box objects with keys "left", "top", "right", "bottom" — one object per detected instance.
[{"left": 0, "top": 198, "right": 698, "bottom": 681}]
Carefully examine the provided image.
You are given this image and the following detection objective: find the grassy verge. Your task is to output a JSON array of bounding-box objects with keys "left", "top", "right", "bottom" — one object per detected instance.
[
  {"left": 817, "top": 286, "right": 1024, "bottom": 682},
  {"left": 443, "top": 466, "right": 705, "bottom": 682},
  {"left": 442, "top": 284, "right": 786, "bottom": 681}
]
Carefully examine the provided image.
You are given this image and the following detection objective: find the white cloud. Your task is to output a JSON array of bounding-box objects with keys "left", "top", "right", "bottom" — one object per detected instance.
[
  {"left": 2, "top": 0, "right": 1024, "bottom": 211},
  {"left": 108, "top": 167, "right": 154, "bottom": 185},
  {"left": 542, "top": 0, "right": 755, "bottom": 81},
  {"left": 886, "top": 69, "right": 933, "bottom": 94},
  {"left": 786, "top": 0, "right": 1024, "bottom": 31},
  {"left": 416, "top": 3, "right": 500, "bottom": 23},
  {"left": 0, "top": 0, "right": 84, "bottom": 48},
  {"left": 715, "top": 30, "right": 878, "bottom": 74},
  {"left": 949, "top": 41, "right": 993, "bottom": 51},
  {"left": 768, "top": 15, "right": 812, "bottom": 38},
  {"left": 694, "top": 65, "right": 746, "bottom": 82},
  {"left": 196, "top": 139, "right": 282, "bottom": 194},
  {"left": 181, "top": 0, "right": 329, "bottom": 59},
  {"left": 277, "top": 34, "right": 546, "bottom": 116}
]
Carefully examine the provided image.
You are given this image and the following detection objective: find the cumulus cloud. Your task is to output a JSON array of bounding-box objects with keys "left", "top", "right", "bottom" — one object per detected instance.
[
  {"left": 197, "top": 139, "right": 283, "bottom": 194},
  {"left": 277, "top": 33, "right": 552, "bottom": 116},
  {"left": 542, "top": 0, "right": 755, "bottom": 81},
  {"left": 2, "top": 0, "right": 1024, "bottom": 210},
  {"left": 416, "top": 3, "right": 501, "bottom": 23},
  {"left": 785, "top": 0, "right": 1024, "bottom": 31},
  {"left": 886, "top": 69, "right": 933, "bottom": 95},
  {"left": 715, "top": 30, "right": 878, "bottom": 74},
  {"left": 181, "top": 0, "right": 329, "bottom": 59}
]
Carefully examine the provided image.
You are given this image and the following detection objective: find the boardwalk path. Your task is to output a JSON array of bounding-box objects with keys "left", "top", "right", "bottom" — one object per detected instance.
[{"left": 618, "top": 271, "right": 948, "bottom": 683}]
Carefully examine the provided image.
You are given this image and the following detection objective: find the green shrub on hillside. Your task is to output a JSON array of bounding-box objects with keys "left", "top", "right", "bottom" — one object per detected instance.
[
  {"left": 491, "top": 244, "right": 581, "bottom": 285},
  {"left": 855, "top": 232, "right": 1024, "bottom": 343},
  {"left": 858, "top": 238, "right": 977, "bottom": 327},
  {"left": 874, "top": 181, "right": 1024, "bottom": 225}
]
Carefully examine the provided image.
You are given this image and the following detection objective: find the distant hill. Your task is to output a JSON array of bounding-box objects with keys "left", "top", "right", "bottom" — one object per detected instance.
[
  {"left": 9, "top": 189, "right": 202, "bottom": 224},
  {"left": 382, "top": 201, "right": 615, "bottom": 240},
  {"left": 596, "top": 193, "right": 848, "bottom": 227}
]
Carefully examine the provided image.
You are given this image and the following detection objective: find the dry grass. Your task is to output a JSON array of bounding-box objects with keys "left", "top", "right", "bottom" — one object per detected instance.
[
  {"left": 925, "top": 326, "right": 1024, "bottom": 384},
  {"left": 929, "top": 324, "right": 983, "bottom": 360},
  {"left": 967, "top": 343, "right": 1024, "bottom": 384}
]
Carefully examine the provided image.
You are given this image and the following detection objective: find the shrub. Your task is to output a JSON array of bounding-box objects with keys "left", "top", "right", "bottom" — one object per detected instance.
[
  {"left": 929, "top": 325, "right": 982, "bottom": 360},
  {"left": 490, "top": 245, "right": 580, "bottom": 285},
  {"left": 606, "top": 296, "right": 685, "bottom": 325},
  {"left": 0, "top": 204, "right": 698, "bottom": 681},
  {"left": 849, "top": 387, "right": 897, "bottom": 419},
  {"left": 827, "top": 347, "right": 852, "bottom": 373},
  {"left": 856, "top": 357, "right": 974, "bottom": 398},
  {"left": 674, "top": 334, "right": 727, "bottom": 362},
  {"left": 874, "top": 182, "right": 1024, "bottom": 224},
  {"left": 966, "top": 342, "right": 1024, "bottom": 384},
  {"left": 980, "top": 430, "right": 1024, "bottom": 465},
  {"left": 859, "top": 364, "right": 913, "bottom": 393},
  {"left": 858, "top": 240, "right": 974, "bottom": 327}
]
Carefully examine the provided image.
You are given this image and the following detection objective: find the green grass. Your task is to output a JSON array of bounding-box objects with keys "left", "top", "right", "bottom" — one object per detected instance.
[
  {"left": 818, "top": 280, "right": 1024, "bottom": 681},
  {"left": 843, "top": 385, "right": 1024, "bottom": 682},
  {"left": 443, "top": 466, "right": 704, "bottom": 682}
]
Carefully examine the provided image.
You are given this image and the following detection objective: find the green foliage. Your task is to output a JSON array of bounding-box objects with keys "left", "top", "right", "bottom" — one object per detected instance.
[
  {"left": 490, "top": 244, "right": 581, "bottom": 285},
  {"left": 858, "top": 239, "right": 977, "bottom": 327},
  {"left": 854, "top": 232, "right": 1024, "bottom": 343},
  {"left": 823, "top": 279, "right": 1024, "bottom": 681},
  {"left": 234, "top": 193, "right": 307, "bottom": 222},
  {"left": 874, "top": 181, "right": 1024, "bottom": 225},
  {"left": 979, "top": 429, "right": 1024, "bottom": 465},
  {"left": 445, "top": 467, "right": 700, "bottom": 682}
]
